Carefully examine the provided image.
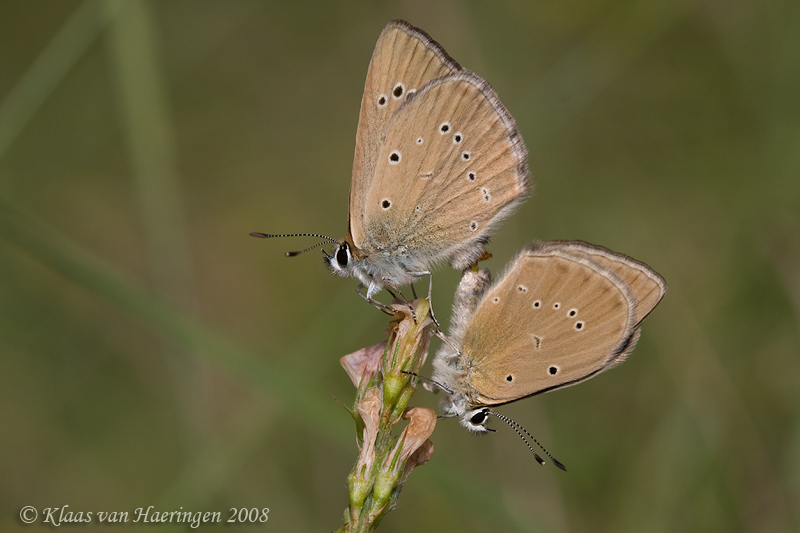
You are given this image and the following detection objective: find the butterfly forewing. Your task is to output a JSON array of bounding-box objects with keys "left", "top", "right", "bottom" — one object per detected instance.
[
  {"left": 462, "top": 243, "right": 637, "bottom": 406},
  {"left": 359, "top": 71, "right": 529, "bottom": 269},
  {"left": 350, "top": 20, "right": 460, "bottom": 245},
  {"left": 556, "top": 241, "right": 667, "bottom": 325}
]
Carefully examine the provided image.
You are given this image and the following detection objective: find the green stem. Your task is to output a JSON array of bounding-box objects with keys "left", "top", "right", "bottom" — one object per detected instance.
[{"left": 336, "top": 300, "right": 435, "bottom": 532}]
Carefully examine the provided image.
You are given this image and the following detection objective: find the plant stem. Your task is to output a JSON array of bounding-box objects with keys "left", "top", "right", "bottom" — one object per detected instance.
[{"left": 336, "top": 299, "right": 437, "bottom": 532}]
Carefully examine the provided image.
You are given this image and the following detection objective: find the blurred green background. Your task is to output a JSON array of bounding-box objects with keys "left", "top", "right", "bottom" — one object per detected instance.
[{"left": 1, "top": 1, "right": 798, "bottom": 531}]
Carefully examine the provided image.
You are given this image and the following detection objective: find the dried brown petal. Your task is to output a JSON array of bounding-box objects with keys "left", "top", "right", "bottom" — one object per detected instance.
[
  {"left": 340, "top": 343, "right": 385, "bottom": 389},
  {"left": 403, "top": 439, "right": 434, "bottom": 479},
  {"left": 355, "top": 387, "right": 381, "bottom": 473},
  {"left": 384, "top": 407, "right": 437, "bottom": 472}
]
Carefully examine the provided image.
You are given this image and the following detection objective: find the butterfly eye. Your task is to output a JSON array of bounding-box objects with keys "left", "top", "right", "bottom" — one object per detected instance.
[
  {"left": 336, "top": 244, "right": 350, "bottom": 267},
  {"left": 469, "top": 410, "right": 488, "bottom": 425}
]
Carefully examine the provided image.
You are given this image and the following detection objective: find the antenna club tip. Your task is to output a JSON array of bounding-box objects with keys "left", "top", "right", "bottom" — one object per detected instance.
[
  {"left": 285, "top": 251, "right": 298, "bottom": 257},
  {"left": 250, "top": 232, "right": 267, "bottom": 238},
  {"left": 553, "top": 459, "right": 568, "bottom": 472}
]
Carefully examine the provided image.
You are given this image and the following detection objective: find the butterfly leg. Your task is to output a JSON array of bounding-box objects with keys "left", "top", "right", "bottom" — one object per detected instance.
[
  {"left": 408, "top": 271, "right": 462, "bottom": 356},
  {"left": 382, "top": 279, "right": 418, "bottom": 323},
  {"left": 401, "top": 370, "right": 453, "bottom": 394},
  {"left": 356, "top": 284, "right": 397, "bottom": 317}
]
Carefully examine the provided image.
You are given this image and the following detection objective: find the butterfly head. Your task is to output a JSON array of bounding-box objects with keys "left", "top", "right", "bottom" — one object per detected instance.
[
  {"left": 434, "top": 370, "right": 493, "bottom": 434},
  {"left": 325, "top": 238, "right": 354, "bottom": 275},
  {"left": 324, "top": 235, "right": 381, "bottom": 295},
  {"left": 459, "top": 407, "right": 493, "bottom": 434},
  {"left": 437, "top": 383, "right": 493, "bottom": 434},
  {"left": 440, "top": 392, "right": 493, "bottom": 434}
]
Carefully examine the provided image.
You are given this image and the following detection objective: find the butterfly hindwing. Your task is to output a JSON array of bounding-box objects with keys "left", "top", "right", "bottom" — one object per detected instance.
[
  {"left": 462, "top": 242, "right": 638, "bottom": 405},
  {"left": 359, "top": 71, "right": 529, "bottom": 270},
  {"left": 556, "top": 241, "right": 667, "bottom": 325}
]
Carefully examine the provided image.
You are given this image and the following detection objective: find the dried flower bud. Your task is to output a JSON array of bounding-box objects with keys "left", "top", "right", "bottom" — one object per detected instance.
[
  {"left": 355, "top": 387, "right": 381, "bottom": 474},
  {"left": 340, "top": 343, "right": 385, "bottom": 392},
  {"left": 347, "top": 387, "right": 382, "bottom": 519},
  {"left": 403, "top": 439, "right": 434, "bottom": 480},
  {"left": 385, "top": 407, "right": 437, "bottom": 473},
  {"left": 391, "top": 300, "right": 434, "bottom": 343},
  {"left": 382, "top": 300, "right": 434, "bottom": 410},
  {"left": 370, "top": 407, "right": 437, "bottom": 514}
]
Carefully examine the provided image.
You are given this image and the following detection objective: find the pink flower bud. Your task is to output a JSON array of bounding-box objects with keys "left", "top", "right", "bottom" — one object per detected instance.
[{"left": 340, "top": 343, "right": 385, "bottom": 391}]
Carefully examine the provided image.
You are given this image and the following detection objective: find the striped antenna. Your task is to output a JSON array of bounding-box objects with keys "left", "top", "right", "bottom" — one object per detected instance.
[
  {"left": 249, "top": 232, "right": 339, "bottom": 257},
  {"left": 488, "top": 411, "right": 567, "bottom": 471}
]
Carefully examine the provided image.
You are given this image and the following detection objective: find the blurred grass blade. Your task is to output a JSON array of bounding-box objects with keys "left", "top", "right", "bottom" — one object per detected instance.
[
  {"left": 0, "top": 0, "right": 124, "bottom": 160},
  {"left": 106, "top": 0, "right": 193, "bottom": 297},
  {"left": 106, "top": 0, "right": 207, "bottom": 460},
  {"left": 0, "top": 196, "right": 348, "bottom": 444}
]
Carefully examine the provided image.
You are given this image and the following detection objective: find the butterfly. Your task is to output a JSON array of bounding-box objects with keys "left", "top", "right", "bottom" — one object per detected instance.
[
  {"left": 432, "top": 240, "right": 666, "bottom": 437},
  {"left": 253, "top": 20, "right": 530, "bottom": 301}
]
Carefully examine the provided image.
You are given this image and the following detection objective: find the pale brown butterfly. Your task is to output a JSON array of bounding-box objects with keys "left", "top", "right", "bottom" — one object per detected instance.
[
  {"left": 431, "top": 240, "right": 666, "bottom": 466},
  {"left": 252, "top": 20, "right": 529, "bottom": 301}
]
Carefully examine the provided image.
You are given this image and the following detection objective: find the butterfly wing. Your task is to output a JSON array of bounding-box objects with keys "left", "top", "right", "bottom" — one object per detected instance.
[
  {"left": 555, "top": 240, "right": 666, "bottom": 325},
  {"left": 357, "top": 71, "right": 529, "bottom": 271},
  {"left": 462, "top": 241, "right": 637, "bottom": 407},
  {"left": 350, "top": 20, "right": 461, "bottom": 246}
]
